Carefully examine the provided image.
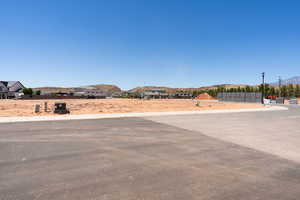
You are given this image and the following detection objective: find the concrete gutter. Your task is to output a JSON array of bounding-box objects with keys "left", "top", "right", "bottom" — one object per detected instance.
[{"left": 0, "top": 106, "right": 288, "bottom": 123}]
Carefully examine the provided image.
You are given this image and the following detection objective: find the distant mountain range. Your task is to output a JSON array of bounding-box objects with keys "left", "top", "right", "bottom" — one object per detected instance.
[
  {"left": 270, "top": 76, "right": 300, "bottom": 86},
  {"left": 34, "top": 84, "right": 248, "bottom": 95},
  {"left": 128, "top": 84, "right": 248, "bottom": 94},
  {"left": 33, "top": 77, "right": 300, "bottom": 95}
]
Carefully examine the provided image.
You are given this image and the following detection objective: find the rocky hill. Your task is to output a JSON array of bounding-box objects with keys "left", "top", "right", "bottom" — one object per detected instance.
[
  {"left": 128, "top": 86, "right": 177, "bottom": 94},
  {"left": 34, "top": 83, "right": 251, "bottom": 95},
  {"left": 34, "top": 84, "right": 122, "bottom": 94},
  {"left": 129, "top": 84, "right": 248, "bottom": 94},
  {"left": 85, "top": 84, "right": 122, "bottom": 93}
]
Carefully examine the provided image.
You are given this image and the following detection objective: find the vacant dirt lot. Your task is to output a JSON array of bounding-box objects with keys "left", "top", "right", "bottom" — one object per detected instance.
[{"left": 0, "top": 99, "right": 265, "bottom": 117}]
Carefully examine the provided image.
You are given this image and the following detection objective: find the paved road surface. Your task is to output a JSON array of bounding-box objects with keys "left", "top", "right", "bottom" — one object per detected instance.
[
  {"left": 147, "top": 105, "right": 300, "bottom": 162},
  {"left": 0, "top": 106, "right": 300, "bottom": 200}
]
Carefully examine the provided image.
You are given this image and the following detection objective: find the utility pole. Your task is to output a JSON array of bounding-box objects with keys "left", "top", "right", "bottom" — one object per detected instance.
[
  {"left": 261, "top": 72, "right": 265, "bottom": 104},
  {"left": 278, "top": 76, "right": 282, "bottom": 97}
]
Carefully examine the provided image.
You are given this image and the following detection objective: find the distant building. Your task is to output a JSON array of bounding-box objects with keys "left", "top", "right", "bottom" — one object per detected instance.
[
  {"left": 142, "top": 89, "right": 169, "bottom": 99},
  {"left": 0, "top": 81, "right": 25, "bottom": 99},
  {"left": 172, "top": 92, "right": 193, "bottom": 99},
  {"left": 73, "top": 88, "right": 107, "bottom": 98},
  {"left": 39, "top": 90, "right": 73, "bottom": 96},
  {"left": 55, "top": 92, "right": 73, "bottom": 97}
]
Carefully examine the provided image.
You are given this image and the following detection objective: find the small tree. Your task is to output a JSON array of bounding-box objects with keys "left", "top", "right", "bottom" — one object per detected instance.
[
  {"left": 295, "top": 85, "right": 300, "bottom": 98},
  {"left": 287, "top": 84, "right": 295, "bottom": 98},
  {"left": 22, "top": 88, "right": 33, "bottom": 96},
  {"left": 245, "top": 86, "right": 251, "bottom": 92},
  {"left": 269, "top": 87, "right": 276, "bottom": 96},
  {"left": 35, "top": 90, "right": 41, "bottom": 96},
  {"left": 280, "top": 85, "right": 288, "bottom": 97}
]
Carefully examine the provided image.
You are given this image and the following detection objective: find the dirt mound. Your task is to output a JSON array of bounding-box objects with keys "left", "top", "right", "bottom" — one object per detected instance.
[{"left": 196, "top": 93, "right": 215, "bottom": 100}]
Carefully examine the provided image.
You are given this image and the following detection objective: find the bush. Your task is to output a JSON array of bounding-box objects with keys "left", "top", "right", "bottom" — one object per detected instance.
[
  {"left": 35, "top": 90, "right": 41, "bottom": 95},
  {"left": 22, "top": 88, "right": 33, "bottom": 96}
]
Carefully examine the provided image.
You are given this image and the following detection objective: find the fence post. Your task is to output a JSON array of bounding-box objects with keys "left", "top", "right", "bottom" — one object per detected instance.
[{"left": 44, "top": 102, "right": 48, "bottom": 112}]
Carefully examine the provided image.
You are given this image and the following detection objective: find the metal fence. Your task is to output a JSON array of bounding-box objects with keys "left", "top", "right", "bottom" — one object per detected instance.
[{"left": 217, "top": 92, "right": 262, "bottom": 103}]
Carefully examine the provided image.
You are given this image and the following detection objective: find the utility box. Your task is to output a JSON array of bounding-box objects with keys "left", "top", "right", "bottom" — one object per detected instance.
[
  {"left": 276, "top": 97, "right": 285, "bottom": 104},
  {"left": 54, "top": 102, "right": 70, "bottom": 114},
  {"left": 35, "top": 104, "right": 40, "bottom": 113}
]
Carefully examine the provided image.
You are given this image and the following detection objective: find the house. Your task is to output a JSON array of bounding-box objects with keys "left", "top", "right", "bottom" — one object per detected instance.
[
  {"left": 142, "top": 89, "right": 169, "bottom": 99},
  {"left": 0, "top": 81, "right": 25, "bottom": 99},
  {"left": 73, "top": 88, "right": 107, "bottom": 98},
  {"left": 172, "top": 92, "right": 193, "bottom": 99}
]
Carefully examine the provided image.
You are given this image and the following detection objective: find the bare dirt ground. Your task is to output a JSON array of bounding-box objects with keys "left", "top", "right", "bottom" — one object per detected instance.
[{"left": 0, "top": 99, "right": 265, "bottom": 117}]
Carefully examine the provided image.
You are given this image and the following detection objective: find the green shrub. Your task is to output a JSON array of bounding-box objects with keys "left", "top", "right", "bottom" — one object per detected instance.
[
  {"left": 35, "top": 90, "right": 41, "bottom": 95},
  {"left": 22, "top": 88, "right": 33, "bottom": 96}
]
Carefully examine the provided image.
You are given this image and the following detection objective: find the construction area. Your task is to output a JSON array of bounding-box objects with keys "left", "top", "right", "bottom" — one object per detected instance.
[{"left": 0, "top": 98, "right": 265, "bottom": 117}]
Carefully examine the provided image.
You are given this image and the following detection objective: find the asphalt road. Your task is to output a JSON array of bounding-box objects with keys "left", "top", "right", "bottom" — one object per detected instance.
[{"left": 1, "top": 106, "right": 300, "bottom": 200}]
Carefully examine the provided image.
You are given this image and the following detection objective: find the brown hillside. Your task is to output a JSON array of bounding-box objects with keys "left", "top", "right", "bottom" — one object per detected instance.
[
  {"left": 34, "top": 84, "right": 122, "bottom": 94},
  {"left": 128, "top": 84, "right": 249, "bottom": 94},
  {"left": 87, "top": 84, "right": 122, "bottom": 93},
  {"left": 129, "top": 86, "right": 177, "bottom": 94},
  {"left": 199, "top": 84, "right": 248, "bottom": 90}
]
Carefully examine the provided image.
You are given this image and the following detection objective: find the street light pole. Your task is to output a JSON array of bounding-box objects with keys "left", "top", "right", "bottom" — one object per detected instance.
[
  {"left": 261, "top": 72, "right": 265, "bottom": 104},
  {"left": 278, "top": 76, "right": 282, "bottom": 98}
]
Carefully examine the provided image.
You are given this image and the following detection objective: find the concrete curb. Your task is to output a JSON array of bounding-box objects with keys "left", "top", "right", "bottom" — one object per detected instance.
[{"left": 0, "top": 106, "right": 288, "bottom": 123}]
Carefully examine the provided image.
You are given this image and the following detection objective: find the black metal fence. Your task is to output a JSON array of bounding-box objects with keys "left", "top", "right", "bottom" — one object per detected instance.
[{"left": 217, "top": 92, "right": 262, "bottom": 103}]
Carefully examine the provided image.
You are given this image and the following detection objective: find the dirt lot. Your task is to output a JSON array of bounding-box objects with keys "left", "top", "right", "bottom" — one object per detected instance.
[{"left": 0, "top": 99, "right": 265, "bottom": 117}]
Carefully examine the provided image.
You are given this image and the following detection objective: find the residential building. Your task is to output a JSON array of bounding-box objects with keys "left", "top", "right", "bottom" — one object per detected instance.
[
  {"left": 73, "top": 88, "right": 107, "bottom": 98},
  {"left": 142, "top": 89, "right": 169, "bottom": 99},
  {"left": 172, "top": 92, "right": 193, "bottom": 99},
  {"left": 0, "top": 81, "right": 25, "bottom": 99}
]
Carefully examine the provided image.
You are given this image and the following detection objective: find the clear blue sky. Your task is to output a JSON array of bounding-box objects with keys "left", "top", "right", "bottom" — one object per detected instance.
[{"left": 1, "top": 0, "right": 300, "bottom": 89}]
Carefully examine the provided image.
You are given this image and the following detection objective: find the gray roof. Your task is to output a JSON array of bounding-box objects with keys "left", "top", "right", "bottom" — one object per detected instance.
[
  {"left": 7, "top": 81, "right": 18, "bottom": 87},
  {"left": 0, "top": 82, "right": 8, "bottom": 92},
  {"left": 0, "top": 81, "right": 25, "bottom": 92}
]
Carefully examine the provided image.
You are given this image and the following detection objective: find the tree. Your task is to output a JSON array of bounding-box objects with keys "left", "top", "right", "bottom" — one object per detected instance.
[
  {"left": 269, "top": 87, "right": 276, "bottom": 96},
  {"left": 274, "top": 88, "right": 280, "bottom": 96},
  {"left": 35, "top": 90, "right": 41, "bottom": 96},
  {"left": 287, "top": 84, "right": 295, "bottom": 98},
  {"left": 258, "top": 84, "right": 263, "bottom": 93},
  {"left": 22, "top": 88, "right": 33, "bottom": 96},
  {"left": 280, "top": 85, "right": 288, "bottom": 97},
  {"left": 245, "top": 86, "right": 251, "bottom": 92},
  {"left": 207, "top": 89, "right": 218, "bottom": 98},
  {"left": 264, "top": 84, "right": 271, "bottom": 96},
  {"left": 192, "top": 90, "right": 199, "bottom": 97},
  {"left": 295, "top": 85, "right": 300, "bottom": 98}
]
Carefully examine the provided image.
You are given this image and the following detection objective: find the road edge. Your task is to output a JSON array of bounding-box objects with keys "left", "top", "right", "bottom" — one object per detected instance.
[{"left": 0, "top": 106, "right": 288, "bottom": 123}]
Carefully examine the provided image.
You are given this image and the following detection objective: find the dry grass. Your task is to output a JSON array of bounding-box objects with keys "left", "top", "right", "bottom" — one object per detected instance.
[{"left": 0, "top": 99, "right": 265, "bottom": 117}]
